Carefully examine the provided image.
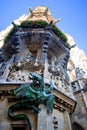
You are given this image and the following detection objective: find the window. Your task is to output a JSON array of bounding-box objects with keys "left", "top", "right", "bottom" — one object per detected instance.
[
  {"left": 12, "top": 127, "right": 26, "bottom": 130},
  {"left": 11, "top": 124, "right": 28, "bottom": 130},
  {"left": 31, "top": 50, "right": 37, "bottom": 59}
]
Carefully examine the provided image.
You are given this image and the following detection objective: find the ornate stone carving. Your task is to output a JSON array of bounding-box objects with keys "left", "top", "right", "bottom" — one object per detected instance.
[
  {"left": 8, "top": 72, "right": 54, "bottom": 130},
  {"left": 53, "top": 116, "right": 58, "bottom": 129}
]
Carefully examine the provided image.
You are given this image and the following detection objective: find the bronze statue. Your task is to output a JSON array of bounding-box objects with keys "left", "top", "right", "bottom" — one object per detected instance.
[{"left": 8, "top": 72, "right": 54, "bottom": 130}]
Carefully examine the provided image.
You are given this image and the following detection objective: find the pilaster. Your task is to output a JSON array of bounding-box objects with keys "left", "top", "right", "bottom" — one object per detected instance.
[
  {"left": 37, "top": 104, "right": 54, "bottom": 130},
  {"left": 64, "top": 111, "right": 72, "bottom": 130}
]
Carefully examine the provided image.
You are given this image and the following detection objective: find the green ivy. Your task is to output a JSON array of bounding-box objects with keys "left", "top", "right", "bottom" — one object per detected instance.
[
  {"left": 20, "top": 20, "right": 67, "bottom": 42},
  {"left": 4, "top": 20, "right": 68, "bottom": 44},
  {"left": 52, "top": 25, "right": 67, "bottom": 42},
  {"left": 4, "top": 27, "right": 16, "bottom": 43},
  {"left": 20, "top": 20, "right": 49, "bottom": 28}
]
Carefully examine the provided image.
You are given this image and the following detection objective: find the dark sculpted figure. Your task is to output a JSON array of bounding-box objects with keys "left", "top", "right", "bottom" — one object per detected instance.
[{"left": 8, "top": 72, "right": 54, "bottom": 130}]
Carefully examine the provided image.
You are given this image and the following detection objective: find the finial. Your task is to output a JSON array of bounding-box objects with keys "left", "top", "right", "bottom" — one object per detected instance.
[
  {"left": 12, "top": 21, "right": 19, "bottom": 30},
  {"left": 12, "top": 21, "right": 17, "bottom": 27},
  {"left": 29, "top": 8, "right": 33, "bottom": 14},
  {"left": 53, "top": 18, "right": 61, "bottom": 24},
  {"left": 69, "top": 44, "right": 76, "bottom": 50},
  {"left": 45, "top": 7, "right": 48, "bottom": 12}
]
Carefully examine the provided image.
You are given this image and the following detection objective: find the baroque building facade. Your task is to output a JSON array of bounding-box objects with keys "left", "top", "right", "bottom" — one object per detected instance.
[{"left": 0, "top": 6, "right": 81, "bottom": 130}]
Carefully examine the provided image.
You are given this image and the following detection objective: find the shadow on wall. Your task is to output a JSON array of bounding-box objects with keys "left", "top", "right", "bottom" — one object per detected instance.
[{"left": 73, "top": 122, "right": 85, "bottom": 130}]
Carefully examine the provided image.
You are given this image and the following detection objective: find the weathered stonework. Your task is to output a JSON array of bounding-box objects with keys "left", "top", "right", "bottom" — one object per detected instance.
[
  {"left": 71, "top": 78, "right": 87, "bottom": 130},
  {"left": 0, "top": 6, "right": 76, "bottom": 130}
]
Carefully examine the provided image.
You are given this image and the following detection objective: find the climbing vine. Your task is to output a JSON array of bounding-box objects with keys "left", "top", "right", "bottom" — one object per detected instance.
[{"left": 4, "top": 20, "right": 68, "bottom": 44}]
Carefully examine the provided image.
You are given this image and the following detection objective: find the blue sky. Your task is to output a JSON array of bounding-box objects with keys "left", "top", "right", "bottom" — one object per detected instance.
[{"left": 0, "top": 0, "right": 87, "bottom": 55}]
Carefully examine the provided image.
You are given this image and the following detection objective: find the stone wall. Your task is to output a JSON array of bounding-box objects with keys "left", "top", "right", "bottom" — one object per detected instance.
[
  {"left": 0, "top": 97, "right": 37, "bottom": 130},
  {"left": 53, "top": 109, "right": 65, "bottom": 130}
]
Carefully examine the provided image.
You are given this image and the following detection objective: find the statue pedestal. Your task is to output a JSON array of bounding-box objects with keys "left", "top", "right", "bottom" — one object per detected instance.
[{"left": 37, "top": 104, "right": 54, "bottom": 130}]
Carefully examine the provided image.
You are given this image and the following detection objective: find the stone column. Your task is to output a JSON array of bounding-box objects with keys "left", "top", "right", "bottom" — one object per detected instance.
[
  {"left": 0, "top": 121, "right": 10, "bottom": 130},
  {"left": 0, "top": 98, "right": 11, "bottom": 130},
  {"left": 36, "top": 49, "right": 41, "bottom": 61},
  {"left": 44, "top": 59, "right": 50, "bottom": 83},
  {"left": 47, "top": 114, "right": 54, "bottom": 130},
  {"left": 37, "top": 104, "right": 54, "bottom": 130},
  {"left": 1, "top": 62, "right": 11, "bottom": 81},
  {"left": 64, "top": 111, "right": 72, "bottom": 130},
  {"left": 37, "top": 104, "right": 47, "bottom": 130}
]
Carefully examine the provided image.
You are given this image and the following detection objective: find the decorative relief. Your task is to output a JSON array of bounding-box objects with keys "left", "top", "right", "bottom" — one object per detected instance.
[
  {"left": 53, "top": 116, "right": 58, "bottom": 130},
  {"left": 7, "top": 58, "right": 44, "bottom": 82},
  {"left": 7, "top": 69, "right": 29, "bottom": 82},
  {"left": 0, "top": 89, "right": 13, "bottom": 101},
  {"left": 0, "top": 95, "right": 5, "bottom": 101},
  {"left": 52, "top": 75, "right": 70, "bottom": 95},
  {"left": 48, "top": 61, "right": 71, "bottom": 96}
]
